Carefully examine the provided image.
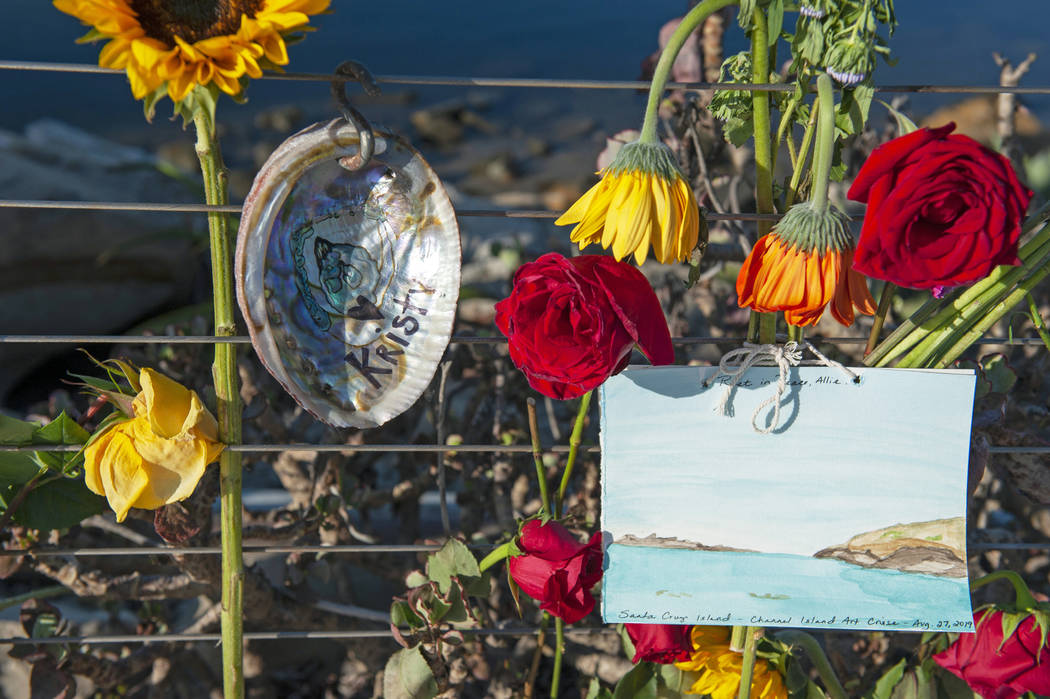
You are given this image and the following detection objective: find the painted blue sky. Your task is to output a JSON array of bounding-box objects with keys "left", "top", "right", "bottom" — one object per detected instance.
[{"left": 600, "top": 367, "right": 976, "bottom": 556}]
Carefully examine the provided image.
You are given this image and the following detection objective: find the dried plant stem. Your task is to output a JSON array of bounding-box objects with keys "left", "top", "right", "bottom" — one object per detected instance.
[{"left": 193, "top": 109, "right": 244, "bottom": 699}]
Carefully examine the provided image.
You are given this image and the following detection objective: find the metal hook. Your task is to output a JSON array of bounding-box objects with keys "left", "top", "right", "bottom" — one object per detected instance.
[{"left": 330, "top": 60, "right": 381, "bottom": 171}]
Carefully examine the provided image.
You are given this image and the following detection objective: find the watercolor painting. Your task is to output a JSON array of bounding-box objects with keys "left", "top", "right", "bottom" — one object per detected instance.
[{"left": 599, "top": 365, "right": 977, "bottom": 632}]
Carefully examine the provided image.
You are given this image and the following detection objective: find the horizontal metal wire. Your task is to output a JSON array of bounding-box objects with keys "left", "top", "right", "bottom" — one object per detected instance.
[
  {"left": 1, "top": 60, "right": 1049, "bottom": 94},
  {"left": 0, "top": 540, "right": 1042, "bottom": 559},
  {"left": 0, "top": 443, "right": 1045, "bottom": 455},
  {"left": 0, "top": 199, "right": 784, "bottom": 222},
  {"left": 0, "top": 626, "right": 608, "bottom": 646},
  {"left": 0, "top": 334, "right": 1046, "bottom": 347}
]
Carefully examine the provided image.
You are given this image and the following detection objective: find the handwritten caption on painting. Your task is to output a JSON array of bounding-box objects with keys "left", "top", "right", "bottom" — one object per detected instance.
[{"left": 615, "top": 609, "right": 974, "bottom": 632}]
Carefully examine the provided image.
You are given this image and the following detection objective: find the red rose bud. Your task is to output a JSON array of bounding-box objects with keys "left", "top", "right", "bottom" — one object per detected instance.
[
  {"left": 625, "top": 623, "right": 693, "bottom": 664},
  {"left": 848, "top": 122, "right": 1033, "bottom": 291},
  {"left": 508, "top": 519, "right": 603, "bottom": 624},
  {"left": 494, "top": 253, "right": 674, "bottom": 400},
  {"left": 933, "top": 609, "right": 1050, "bottom": 699}
]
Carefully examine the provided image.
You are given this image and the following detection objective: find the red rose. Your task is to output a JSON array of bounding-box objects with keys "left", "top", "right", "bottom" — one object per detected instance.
[
  {"left": 933, "top": 610, "right": 1050, "bottom": 699},
  {"left": 848, "top": 122, "right": 1032, "bottom": 291},
  {"left": 625, "top": 623, "right": 693, "bottom": 664},
  {"left": 494, "top": 253, "right": 674, "bottom": 400},
  {"left": 508, "top": 519, "right": 603, "bottom": 623}
]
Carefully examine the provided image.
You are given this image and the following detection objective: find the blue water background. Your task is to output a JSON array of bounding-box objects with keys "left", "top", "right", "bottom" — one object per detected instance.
[
  {"left": 3, "top": 1, "right": 1048, "bottom": 133},
  {"left": 603, "top": 544, "right": 973, "bottom": 633}
]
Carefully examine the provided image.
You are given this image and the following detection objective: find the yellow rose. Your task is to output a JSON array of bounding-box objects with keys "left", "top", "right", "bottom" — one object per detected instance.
[{"left": 84, "top": 368, "right": 224, "bottom": 522}]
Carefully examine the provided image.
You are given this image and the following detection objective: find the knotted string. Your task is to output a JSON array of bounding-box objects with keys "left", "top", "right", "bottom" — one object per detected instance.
[{"left": 708, "top": 340, "right": 859, "bottom": 434}]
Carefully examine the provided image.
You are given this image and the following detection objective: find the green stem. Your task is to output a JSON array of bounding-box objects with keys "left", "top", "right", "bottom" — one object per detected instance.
[
  {"left": 787, "top": 324, "right": 804, "bottom": 344},
  {"left": 750, "top": 8, "right": 774, "bottom": 238},
  {"left": 639, "top": 0, "right": 739, "bottom": 144},
  {"left": 775, "top": 631, "right": 848, "bottom": 699},
  {"left": 865, "top": 283, "right": 896, "bottom": 356},
  {"left": 0, "top": 585, "right": 67, "bottom": 612},
  {"left": 785, "top": 103, "right": 819, "bottom": 209},
  {"left": 551, "top": 617, "right": 565, "bottom": 699},
  {"left": 737, "top": 626, "right": 759, "bottom": 699},
  {"left": 555, "top": 391, "right": 592, "bottom": 518},
  {"left": 730, "top": 624, "right": 747, "bottom": 652},
  {"left": 526, "top": 398, "right": 550, "bottom": 516},
  {"left": 809, "top": 74, "right": 835, "bottom": 213},
  {"left": 758, "top": 312, "right": 778, "bottom": 344},
  {"left": 897, "top": 235, "right": 1050, "bottom": 368},
  {"left": 971, "top": 570, "right": 1039, "bottom": 611},
  {"left": 479, "top": 541, "right": 514, "bottom": 572},
  {"left": 193, "top": 110, "right": 244, "bottom": 699},
  {"left": 934, "top": 253, "right": 1050, "bottom": 367},
  {"left": 1026, "top": 293, "right": 1050, "bottom": 354}
]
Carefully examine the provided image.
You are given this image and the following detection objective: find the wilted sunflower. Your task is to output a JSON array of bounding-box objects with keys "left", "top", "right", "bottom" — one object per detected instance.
[
  {"left": 555, "top": 140, "right": 703, "bottom": 265},
  {"left": 675, "top": 627, "right": 788, "bottom": 699},
  {"left": 54, "top": 0, "right": 329, "bottom": 103}
]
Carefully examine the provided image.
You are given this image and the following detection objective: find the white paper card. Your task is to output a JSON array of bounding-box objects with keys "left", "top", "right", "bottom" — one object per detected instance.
[{"left": 600, "top": 365, "right": 976, "bottom": 632}]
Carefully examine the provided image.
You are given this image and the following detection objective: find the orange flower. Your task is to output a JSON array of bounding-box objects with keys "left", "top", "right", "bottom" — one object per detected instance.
[{"left": 736, "top": 230, "right": 876, "bottom": 327}]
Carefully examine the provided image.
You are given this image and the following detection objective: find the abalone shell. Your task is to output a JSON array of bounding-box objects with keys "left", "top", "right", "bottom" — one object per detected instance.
[{"left": 236, "top": 120, "right": 461, "bottom": 428}]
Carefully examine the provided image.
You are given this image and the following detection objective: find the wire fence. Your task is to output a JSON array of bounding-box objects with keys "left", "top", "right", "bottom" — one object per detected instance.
[{"left": 2, "top": 57, "right": 1048, "bottom": 650}]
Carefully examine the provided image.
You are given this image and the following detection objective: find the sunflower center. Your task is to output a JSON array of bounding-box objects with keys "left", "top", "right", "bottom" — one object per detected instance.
[{"left": 130, "top": 0, "right": 264, "bottom": 44}]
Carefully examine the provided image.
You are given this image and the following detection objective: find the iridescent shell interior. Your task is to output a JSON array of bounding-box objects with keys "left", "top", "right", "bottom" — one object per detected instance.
[{"left": 236, "top": 121, "right": 461, "bottom": 428}]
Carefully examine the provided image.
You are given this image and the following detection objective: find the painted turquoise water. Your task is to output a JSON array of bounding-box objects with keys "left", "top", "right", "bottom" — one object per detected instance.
[{"left": 602, "top": 545, "right": 974, "bottom": 633}]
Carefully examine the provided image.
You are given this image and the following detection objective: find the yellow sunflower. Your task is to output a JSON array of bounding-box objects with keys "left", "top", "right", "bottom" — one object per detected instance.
[
  {"left": 555, "top": 140, "right": 702, "bottom": 265},
  {"left": 675, "top": 627, "right": 788, "bottom": 699},
  {"left": 54, "top": 0, "right": 329, "bottom": 102}
]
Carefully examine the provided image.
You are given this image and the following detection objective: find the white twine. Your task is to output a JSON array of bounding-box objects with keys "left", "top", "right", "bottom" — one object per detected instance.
[{"left": 709, "top": 340, "right": 859, "bottom": 434}]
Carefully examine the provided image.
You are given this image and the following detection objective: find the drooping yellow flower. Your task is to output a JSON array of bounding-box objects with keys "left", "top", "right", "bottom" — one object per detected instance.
[
  {"left": 84, "top": 368, "right": 224, "bottom": 522},
  {"left": 54, "top": 0, "right": 329, "bottom": 103},
  {"left": 675, "top": 627, "right": 788, "bottom": 699},
  {"left": 555, "top": 140, "right": 702, "bottom": 265}
]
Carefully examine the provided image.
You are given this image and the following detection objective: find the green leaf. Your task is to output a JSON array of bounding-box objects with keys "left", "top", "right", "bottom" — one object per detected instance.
[
  {"left": 613, "top": 662, "right": 658, "bottom": 699},
  {"left": 33, "top": 413, "right": 89, "bottom": 447},
  {"left": 806, "top": 681, "right": 828, "bottom": 699},
  {"left": 876, "top": 99, "right": 918, "bottom": 136},
  {"left": 935, "top": 666, "right": 977, "bottom": 698},
  {"left": 1000, "top": 611, "right": 1026, "bottom": 650},
  {"left": 724, "top": 117, "right": 756, "bottom": 147},
  {"left": 889, "top": 666, "right": 936, "bottom": 699},
  {"left": 14, "top": 477, "right": 106, "bottom": 531},
  {"left": 656, "top": 664, "right": 690, "bottom": 695},
  {"left": 738, "top": 0, "right": 757, "bottom": 28},
  {"left": 426, "top": 539, "right": 481, "bottom": 595},
  {"left": 0, "top": 415, "right": 38, "bottom": 445},
  {"left": 586, "top": 677, "right": 615, "bottom": 699},
  {"left": 767, "top": 0, "right": 784, "bottom": 44},
  {"left": 405, "top": 570, "right": 428, "bottom": 589},
  {"left": 382, "top": 646, "right": 439, "bottom": 699},
  {"left": 390, "top": 601, "right": 425, "bottom": 629},
  {"left": 0, "top": 453, "right": 43, "bottom": 489},
  {"left": 980, "top": 354, "right": 1017, "bottom": 395},
  {"left": 866, "top": 658, "right": 906, "bottom": 699}
]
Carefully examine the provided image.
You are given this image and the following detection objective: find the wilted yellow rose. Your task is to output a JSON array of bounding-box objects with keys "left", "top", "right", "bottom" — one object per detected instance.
[{"left": 84, "top": 368, "right": 224, "bottom": 522}]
